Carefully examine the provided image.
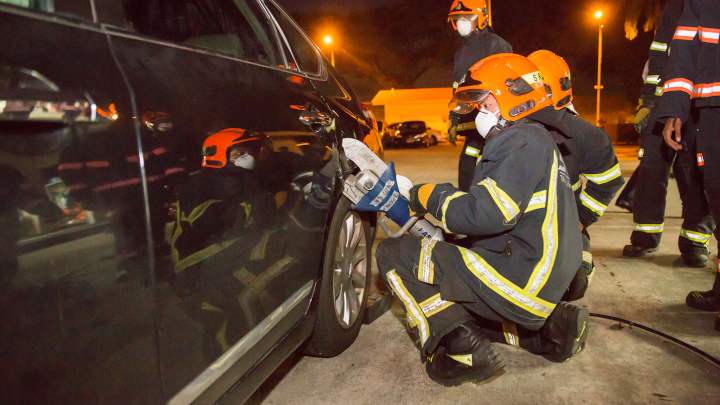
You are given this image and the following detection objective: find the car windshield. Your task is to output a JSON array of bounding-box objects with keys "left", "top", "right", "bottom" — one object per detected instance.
[{"left": 398, "top": 121, "right": 425, "bottom": 134}]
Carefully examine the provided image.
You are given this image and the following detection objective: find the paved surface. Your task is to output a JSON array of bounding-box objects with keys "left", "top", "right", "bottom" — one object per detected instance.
[{"left": 248, "top": 142, "right": 720, "bottom": 405}]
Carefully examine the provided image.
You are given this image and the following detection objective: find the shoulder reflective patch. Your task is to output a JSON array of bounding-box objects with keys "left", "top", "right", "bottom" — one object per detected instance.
[
  {"left": 580, "top": 191, "right": 608, "bottom": 216},
  {"left": 386, "top": 270, "right": 430, "bottom": 346},
  {"left": 458, "top": 247, "right": 555, "bottom": 318},
  {"left": 419, "top": 293, "right": 454, "bottom": 318},
  {"left": 441, "top": 191, "right": 467, "bottom": 233},
  {"left": 525, "top": 190, "right": 547, "bottom": 213},
  {"left": 418, "top": 239, "right": 438, "bottom": 284},
  {"left": 633, "top": 222, "right": 664, "bottom": 233},
  {"left": 479, "top": 177, "right": 520, "bottom": 222},
  {"left": 584, "top": 164, "right": 621, "bottom": 184},
  {"left": 645, "top": 75, "right": 660, "bottom": 84},
  {"left": 449, "top": 354, "right": 473, "bottom": 366},
  {"left": 525, "top": 152, "right": 559, "bottom": 295}
]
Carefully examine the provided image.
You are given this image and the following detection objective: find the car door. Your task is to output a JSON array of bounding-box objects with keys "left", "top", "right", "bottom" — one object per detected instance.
[
  {"left": 97, "top": 0, "right": 340, "bottom": 401},
  {"left": 0, "top": 2, "right": 164, "bottom": 404}
]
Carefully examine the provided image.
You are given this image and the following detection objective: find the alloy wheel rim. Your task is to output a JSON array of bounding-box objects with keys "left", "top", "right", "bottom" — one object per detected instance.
[{"left": 333, "top": 211, "right": 367, "bottom": 328}]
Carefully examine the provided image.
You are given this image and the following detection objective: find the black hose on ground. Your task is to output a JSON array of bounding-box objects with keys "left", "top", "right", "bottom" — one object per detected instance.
[{"left": 590, "top": 313, "right": 720, "bottom": 368}]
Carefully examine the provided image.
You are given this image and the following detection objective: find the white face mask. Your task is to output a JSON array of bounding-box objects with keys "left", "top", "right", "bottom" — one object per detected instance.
[
  {"left": 456, "top": 19, "right": 474, "bottom": 37},
  {"left": 475, "top": 108, "right": 500, "bottom": 138},
  {"left": 232, "top": 153, "right": 255, "bottom": 170}
]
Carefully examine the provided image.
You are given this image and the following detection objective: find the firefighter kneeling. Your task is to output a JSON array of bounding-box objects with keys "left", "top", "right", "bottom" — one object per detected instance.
[{"left": 376, "top": 54, "right": 588, "bottom": 386}]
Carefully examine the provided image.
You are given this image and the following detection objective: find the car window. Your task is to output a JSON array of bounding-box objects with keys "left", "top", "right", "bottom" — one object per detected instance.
[
  {"left": 0, "top": 0, "right": 93, "bottom": 20},
  {"left": 100, "top": 0, "right": 282, "bottom": 67},
  {"left": 265, "top": 1, "right": 320, "bottom": 75}
]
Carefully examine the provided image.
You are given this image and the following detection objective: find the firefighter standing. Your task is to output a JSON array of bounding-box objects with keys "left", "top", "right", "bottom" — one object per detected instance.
[
  {"left": 376, "top": 54, "right": 587, "bottom": 386},
  {"left": 447, "top": 0, "right": 512, "bottom": 192},
  {"left": 655, "top": 0, "right": 720, "bottom": 330},
  {"left": 621, "top": 0, "right": 714, "bottom": 268},
  {"left": 527, "top": 50, "right": 625, "bottom": 301}
]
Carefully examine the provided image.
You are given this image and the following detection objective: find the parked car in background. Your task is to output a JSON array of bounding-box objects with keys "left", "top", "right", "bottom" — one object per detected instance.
[
  {"left": 392, "top": 121, "right": 431, "bottom": 148},
  {"left": 0, "top": 1, "right": 379, "bottom": 404},
  {"left": 426, "top": 126, "right": 446, "bottom": 146}
]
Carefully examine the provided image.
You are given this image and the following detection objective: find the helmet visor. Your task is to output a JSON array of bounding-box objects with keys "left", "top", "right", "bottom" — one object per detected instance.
[
  {"left": 448, "top": 89, "right": 490, "bottom": 114},
  {"left": 448, "top": 13, "right": 478, "bottom": 22}
]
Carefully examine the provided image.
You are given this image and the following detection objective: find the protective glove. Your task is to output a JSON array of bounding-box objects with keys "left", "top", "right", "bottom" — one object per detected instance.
[
  {"left": 633, "top": 96, "right": 655, "bottom": 134},
  {"left": 448, "top": 114, "right": 459, "bottom": 146},
  {"left": 408, "top": 183, "right": 429, "bottom": 216}
]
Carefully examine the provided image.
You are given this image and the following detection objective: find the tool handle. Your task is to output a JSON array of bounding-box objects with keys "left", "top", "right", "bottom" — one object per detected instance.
[{"left": 378, "top": 215, "right": 420, "bottom": 238}]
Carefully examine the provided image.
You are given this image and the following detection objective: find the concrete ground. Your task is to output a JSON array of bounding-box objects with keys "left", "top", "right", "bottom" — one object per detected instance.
[{"left": 248, "top": 143, "right": 720, "bottom": 405}]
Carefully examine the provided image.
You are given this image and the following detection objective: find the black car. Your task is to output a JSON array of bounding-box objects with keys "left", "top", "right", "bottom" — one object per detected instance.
[
  {"left": 391, "top": 121, "right": 431, "bottom": 148},
  {"left": 0, "top": 1, "right": 381, "bottom": 404}
]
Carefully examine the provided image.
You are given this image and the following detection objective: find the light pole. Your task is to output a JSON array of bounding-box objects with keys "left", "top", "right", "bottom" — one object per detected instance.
[
  {"left": 594, "top": 11, "right": 604, "bottom": 126},
  {"left": 324, "top": 35, "right": 334, "bottom": 67}
]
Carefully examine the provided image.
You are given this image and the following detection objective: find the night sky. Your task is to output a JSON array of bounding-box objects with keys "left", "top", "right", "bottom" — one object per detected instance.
[{"left": 276, "top": 0, "right": 668, "bottom": 117}]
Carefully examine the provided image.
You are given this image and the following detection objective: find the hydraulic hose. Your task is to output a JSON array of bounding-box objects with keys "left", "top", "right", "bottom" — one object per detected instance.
[{"left": 589, "top": 313, "right": 720, "bottom": 369}]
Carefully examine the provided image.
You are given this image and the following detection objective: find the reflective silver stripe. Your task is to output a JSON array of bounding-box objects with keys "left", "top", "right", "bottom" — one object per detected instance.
[
  {"left": 527, "top": 152, "right": 559, "bottom": 295},
  {"left": 465, "top": 146, "right": 481, "bottom": 157},
  {"left": 584, "top": 164, "right": 621, "bottom": 184},
  {"left": 479, "top": 177, "right": 520, "bottom": 222},
  {"left": 461, "top": 249, "right": 555, "bottom": 317},
  {"left": 638, "top": 148, "right": 644, "bottom": 158},
  {"left": 633, "top": 222, "right": 664, "bottom": 233},
  {"left": 168, "top": 281, "right": 313, "bottom": 405},
  {"left": 680, "top": 229, "right": 712, "bottom": 243},
  {"left": 458, "top": 122, "right": 477, "bottom": 131},
  {"left": 650, "top": 41, "right": 668, "bottom": 51},
  {"left": 387, "top": 270, "right": 430, "bottom": 344},
  {"left": 418, "top": 238, "right": 437, "bottom": 284},
  {"left": 572, "top": 180, "right": 582, "bottom": 192},
  {"left": 645, "top": 75, "right": 661, "bottom": 84},
  {"left": 528, "top": 193, "right": 547, "bottom": 206},
  {"left": 580, "top": 191, "right": 607, "bottom": 215},
  {"left": 419, "top": 294, "right": 453, "bottom": 317},
  {"left": 583, "top": 251, "right": 593, "bottom": 264}
]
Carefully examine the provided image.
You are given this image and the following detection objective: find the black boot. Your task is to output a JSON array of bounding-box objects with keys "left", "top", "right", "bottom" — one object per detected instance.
[
  {"left": 426, "top": 321, "right": 504, "bottom": 386},
  {"left": 622, "top": 244, "right": 658, "bottom": 257},
  {"left": 539, "top": 302, "right": 589, "bottom": 362},
  {"left": 686, "top": 290, "right": 720, "bottom": 311},
  {"left": 680, "top": 247, "right": 709, "bottom": 268}
]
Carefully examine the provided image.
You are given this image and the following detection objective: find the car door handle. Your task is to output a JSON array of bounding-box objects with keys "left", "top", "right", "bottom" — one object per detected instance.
[{"left": 298, "top": 103, "right": 332, "bottom": 127}]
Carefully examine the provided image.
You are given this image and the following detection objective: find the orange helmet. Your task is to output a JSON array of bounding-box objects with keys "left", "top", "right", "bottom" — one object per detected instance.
[
  {"left": 448, "top": 53, "right": 552, "bottom": 121},
  {"left": 448, "top": 0, "right": 489, "bottom": 31},
  {"left": 528, "top": 50, "right": 573, "bottom": 110},
  {"left": 202, "top": 128, "right": 265, "bottom": 169}
]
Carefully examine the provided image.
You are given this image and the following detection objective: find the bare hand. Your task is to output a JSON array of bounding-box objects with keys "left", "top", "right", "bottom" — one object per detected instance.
[{"left": 662, "top": 118, "right": 683, "bottom": 151}]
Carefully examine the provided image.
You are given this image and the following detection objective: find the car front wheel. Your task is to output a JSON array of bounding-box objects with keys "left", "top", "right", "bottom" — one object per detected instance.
[{"left": 305, "top": 196, "right": 371, "bottom": 357}]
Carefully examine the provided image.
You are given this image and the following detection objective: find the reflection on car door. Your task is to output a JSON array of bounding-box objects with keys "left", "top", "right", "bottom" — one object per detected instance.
[
  {"left": 0, "top": 3, "right": 163, "bottom": 404},
  {"left": 100, "top": 0, "right": 339, "bottom": 400}
]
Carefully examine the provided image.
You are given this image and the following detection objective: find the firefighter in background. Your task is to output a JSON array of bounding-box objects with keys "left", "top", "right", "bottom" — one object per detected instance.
[
  {"left": 376, "top": 54, "right": 587, "bottom": 386},
  {"left": 620, "top": 0, "right": 714, "bottom": 268},
  {"left": 655, "top": 0, "right": 720, "bottom": 330},
  {"left": 527, "top": 50, "right": 625, "bottom": 301},
  {"left": 58, "top": 111, "right": 187, "bottom": 282},
  {"left": 171, "top": 129, "right": 275, "bottom": 358},
  {"left": 447, "top": 0, "right": 512, "bottom": 192}
]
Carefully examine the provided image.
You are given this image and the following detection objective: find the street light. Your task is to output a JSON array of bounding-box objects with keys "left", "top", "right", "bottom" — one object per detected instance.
[
  {"left": 594, "top": 11, "right": 604, "bottom": 126},
  {"left": 323, "top": 35, "right": 334, "bottom": 67}
]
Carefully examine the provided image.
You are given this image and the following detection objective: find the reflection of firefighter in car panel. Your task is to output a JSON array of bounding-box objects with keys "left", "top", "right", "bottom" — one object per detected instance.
[{"left": 171, "top": 129, "right": 281, "bottom": 358}]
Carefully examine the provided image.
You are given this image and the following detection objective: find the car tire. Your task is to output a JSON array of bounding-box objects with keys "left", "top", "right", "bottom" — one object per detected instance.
[
  {"left": 305, "top": 196, "right": 371, "bottom": 357},
  {"left": 430, "top": 135, "right": 437, "bottom": 146}
]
